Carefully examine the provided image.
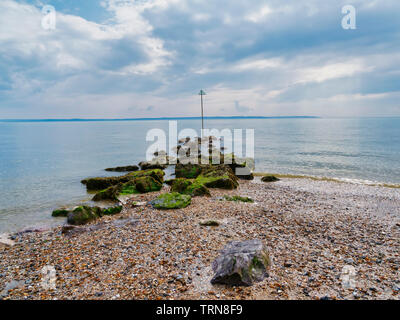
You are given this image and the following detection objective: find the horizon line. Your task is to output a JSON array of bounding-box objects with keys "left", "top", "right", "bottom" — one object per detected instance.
[{"left": 0, "top": 116, "right": 320, "bottom": 122}]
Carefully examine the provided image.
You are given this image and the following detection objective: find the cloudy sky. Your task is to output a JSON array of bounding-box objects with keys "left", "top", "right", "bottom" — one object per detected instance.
[{"left": 0, "top": 0, "right": 399, "bottom": 118}]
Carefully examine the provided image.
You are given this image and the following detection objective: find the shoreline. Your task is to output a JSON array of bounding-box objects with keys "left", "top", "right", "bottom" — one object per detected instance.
[
  {"left": 1, "top": 176, "right": 399, "bottom": 300},
  {"left": 1, "top": 171, "right": 399, "bottom": 237}
]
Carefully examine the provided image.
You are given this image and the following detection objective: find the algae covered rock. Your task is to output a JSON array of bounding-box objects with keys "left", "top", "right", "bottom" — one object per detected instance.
[
  {"left": 82, "top": 169, "right": 164, "bottom": 191},
  {"left": 175, "top": 163, "right": 203, "bottom": 179},
  {"left": 92, "top": 175, "right": 163, "bottom": 201},
  {"left": 102, "top": 205, "right": 122, "bottom": 215},
  {"left": 105, "top": 165, "right": 139, "bottom": 172},
  {"left": 197, "top": 165, "right": 239, "bottom": 190},
  {"left": 211, "top": 239, "right": 270, "bottom": 286},
  {"left": 150, "top": 192, "right": 191, "bottom": 210},
  {"left": 261, "top": 175, "right": 280, "bottom": 182},
  {"left": 51, "top": 208, "right": 70, "bottom": 217},
  {"left": 81, "top": 175, "right": 131, "bottom": 191},
  {"left": 134, "top": 176, "right": 163, "bottom": 193},
  {"left": 138, "top": 161, "right": 167, "bottom": 170},
  {"left": 66, "top": 205, "right": 123, "bottom": 225},
  {"left": 67, "top": 206, "right": 102, "bottom": 225},
  {"left": 170, "top": 178, "right": 211, "bottom": 197}
]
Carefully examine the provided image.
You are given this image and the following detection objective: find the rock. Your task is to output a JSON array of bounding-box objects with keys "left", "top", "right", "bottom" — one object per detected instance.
[
  {"left": 102, "top": 205, "right": 123, "bottom": 215},
  {"left": 81, "top": 175, "right": 132, "bottom": 191},
  {"left": 175, "top": 163, "right": 203, "bottom": 179},
  {"left": 261, "top": 175, "right": 280, "bottom": 183},
  {"left": 105, "top": 165, "right": 139, "bottom": 172},
  {"left": 0, "top": 234, "right": 15, "bottom": 247},
  {"left": 67, "top": 206, "right": 102, "bottom": 225},
  {"left": 211, "top": 239, "right": 270, "bottom": 286},
  {"left": 230, "top": 164, "right": 254, "bottom": 180},
  {"left": 223, "top": 195, "right": 253, "bottom": 203},
  {"left": 197, "top": 165, "right": 239, "bottom": 190},
  {"left": 61, "top": 225, "right": 85, "bottom": 235},
  {"left": 199, "top": 220, "right": 220, "bottom": 227},
  {"left": 170, "top": 178, "right": 211, "bottom": 197},
  {"left": 150, "top": 192, "right": 191, "bottom": 210},
  {"left": 92, "top": 172, "right": 163, "bottom": 201},
  {"left": 82, "top": 169, "right": 164, "bottom": 191},
  {"left": 0, "top": 280, "right": 24, "bottom": 298},
  {"left": 138, "top": 161, "right": 167, "bottom": 170},
  {"left": 51, "top": 208, "right": 70, "bottom": 217}
]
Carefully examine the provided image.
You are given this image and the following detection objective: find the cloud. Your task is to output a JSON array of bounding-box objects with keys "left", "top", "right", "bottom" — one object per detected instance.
[{"left": 0, "top": 0, "right": 399, "bottom": 118}]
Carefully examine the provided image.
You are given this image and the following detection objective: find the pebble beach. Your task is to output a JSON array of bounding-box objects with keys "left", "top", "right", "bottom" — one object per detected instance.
[{"left": 1, "top": 177, "right": 399, "bottom": 300}]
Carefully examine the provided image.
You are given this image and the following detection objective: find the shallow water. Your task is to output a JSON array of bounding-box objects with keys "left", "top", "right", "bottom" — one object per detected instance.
[{"left": 0, "top": 117, "right": 399, "bottom": 233}]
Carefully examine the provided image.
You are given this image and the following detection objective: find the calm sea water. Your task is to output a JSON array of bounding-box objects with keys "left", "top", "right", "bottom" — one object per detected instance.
[{"left": 0, "top": 117, "right": 399, "bottom": 233}]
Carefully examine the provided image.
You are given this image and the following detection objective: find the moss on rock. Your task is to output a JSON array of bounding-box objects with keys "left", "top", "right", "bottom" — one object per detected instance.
[
  {"left": 67, "top": 206, "right": 101, "bottom": 225},
  {"left": 170, "top": 178, "right": 210, "bottom": 197},
  {"left": 150, "top": 192, "right": 191, "bottom": 210},
  {"left": 82, "top": 169, "right": 165, "bottom": 191},
  {"left": 102, "top": 205, "right": 123, "bottom": 216},
  {"left": 51, "top": 208, "right": 70, "bottom": 217},
  {"left": 175, "top": 163, "right": 203, "bottom": 179}
]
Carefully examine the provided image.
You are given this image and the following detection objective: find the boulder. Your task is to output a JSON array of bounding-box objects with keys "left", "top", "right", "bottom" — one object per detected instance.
[
  {"left": 138, "top": 161, "right": 167, "bottom": 170},
  {"left": 92, "top": 175, "right": 163, "bottom": 201},
  {"left": 170, "top": 178, "right": 211, "bottom": 197},
  {"left": 150, "top": 192, "right": 191, "bottom": 210},
  {"left": 196, "top": 165, "right": 239, "bottom": 190},
  {"left": 82, "top": 169, "right": 164, "bottom": 191},
  {"left": 51, "top": 208, "right": 70, "bottom": 217},
  {"left": 211, "top": 239, "right": 270, "bottom": 286},
  {"left": 105, "top": 165, "right": 139, "bottom": 172},
  {"left": 175, "top": 163, "right": 203, "bottom": 179},
  {"left": 67, "top": 206, "right": 102, "bottom": 225},
  {"left": 81, "top": 175, "right": 131, "bottom": 191},
  {"left": 66, "top": 205, "right": 122, "bottom": 225},
  {"left": 261, "top": 175, "right": 280, "bottom": 182}
]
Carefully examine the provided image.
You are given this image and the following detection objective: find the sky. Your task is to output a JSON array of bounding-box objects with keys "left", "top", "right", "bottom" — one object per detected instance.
[{"left": 0, "top": 0, "right": 399, "bottom": 119}]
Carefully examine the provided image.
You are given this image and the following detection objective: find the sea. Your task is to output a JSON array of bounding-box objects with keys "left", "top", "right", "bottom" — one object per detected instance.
[{"left": 0, "top": 117, "right": 399, "bottom": 233}]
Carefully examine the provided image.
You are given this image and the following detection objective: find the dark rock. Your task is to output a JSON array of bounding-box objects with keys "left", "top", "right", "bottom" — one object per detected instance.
[
  {"left": 175, "top": 163, "right": 203, "bottom": 179},
  {"left": 51, "top": 208, "right": 70, "bottom": 217},
  {"left": 105, "top": 165, "right": 139, "bottom": 172},
  {"left": 150, "top": 192, "right": 191, "bottom": 210},
  {"left": 138, "top": 161, "right": 167, "bottom": 170},
  {"left": 197, "top": 165, "right": 239, "bottom": 190},
  {"left": 170, "top": 178, "right": 211, "bottom": 197},
  {"left": 92, "top": 170, "right": 164, "bottom": 201},
  {"left": 211, "top": 239, "right": 270, "bottom": 286},
  {"left": 199, "top": 220, "right": 220, "bottom": 227},
  {"left": 261, "top": 175, "right": 280, "bottom": 183},
  {"left": 67, "top": 206, "right": 102, "bottom": 225}
]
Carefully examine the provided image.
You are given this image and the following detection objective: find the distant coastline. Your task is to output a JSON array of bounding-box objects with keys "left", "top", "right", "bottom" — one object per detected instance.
[{"left": 0, "top": 116, "right": 320, "bottom": 123}]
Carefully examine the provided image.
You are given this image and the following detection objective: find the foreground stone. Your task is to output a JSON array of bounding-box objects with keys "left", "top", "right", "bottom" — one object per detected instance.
[
  {"left": 150, "top": 192, "right": 191, "bottom": 210},
  {"left": 211, "top": 239, "right": 270, "bottom": 286}
]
